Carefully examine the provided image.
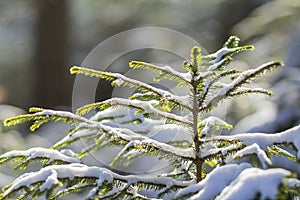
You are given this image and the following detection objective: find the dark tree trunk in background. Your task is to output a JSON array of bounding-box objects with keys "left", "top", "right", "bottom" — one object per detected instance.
[{"left": 33, "top": 0, "right": 71, "bottom": 109}]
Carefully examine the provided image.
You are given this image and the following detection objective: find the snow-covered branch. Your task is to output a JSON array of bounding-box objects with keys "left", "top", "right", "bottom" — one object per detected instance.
[
  {"left": 232, "top": 143, "right": 272, "bottom": 169},
  {"left": 76, "top": 97, "right": 192, "bottom": 126},
  {"left": 71, "top": 66, "right": 192, "bottom": 111},
  {"left": 175, "top": 163, "right": 252, "bottom": 199},
  {"left": 0, "top": 148, "right": 80, "bottom": 169},
  {"left": 214, "top": 124, "right": 300, "bottom": 159},
  {"left": 1, "top": 163, "right": 196, "bottom": 199},
  {"left": 129, "top": 61, "right": 192, "bottom": 84},
  {"left": 200, "top": 61, "right": 282, "bottom": 111},
  {"left": 81, "top": 122, "right": 195, "bottom": 160},
  {"left": 215, "top": 168, "right": 291, "bottom": 200}
]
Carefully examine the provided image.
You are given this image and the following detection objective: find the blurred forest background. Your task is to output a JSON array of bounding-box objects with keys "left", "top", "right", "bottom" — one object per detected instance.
[{"left": 0, "top": 0, "right": 300, "bottom": 187}]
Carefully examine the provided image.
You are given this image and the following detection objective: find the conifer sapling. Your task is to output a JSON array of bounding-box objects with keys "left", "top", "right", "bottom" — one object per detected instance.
[{"left": 0, "top": 36, "right": 299, "bottom": 199}]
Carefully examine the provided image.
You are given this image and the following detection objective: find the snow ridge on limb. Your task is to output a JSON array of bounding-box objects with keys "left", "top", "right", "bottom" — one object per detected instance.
[
  {"left": 0, "top": 148, "right": 80, "bottom": 170},
  {"left": 201, "top": 36, "right": 253, "bottom": 70},
  {"left": 4, "top": 108, "right": 196, "bottom": 161},
  {"left": 4, "top": 108, "right": 92, "bottom": 131},
  {"left": 232, "top": 143, "right": 272, "bottom": 169},
  {"left": 76, "top": 97, "right": 192, "bottom": 126},
  {"left": 200, "top": 61, "right": 282, "bottom": 112},
  {"left": 81, "top": 122, "right": 195, "bottom": 160},
  {"left": 174, "top": 165, "right": 294, "bottom": 200},
  {"left": 0, "top": 163, "right": 195, "bottom": 200},
  {"left": 214, "top": 124, "right": 300, "bottom": 159},
  {"left": 129, "top": 61, "right": 192, "bottom": 84},
  {"left": 198, "top": 69, "right": 244, "bottom": 107},
  {"left": 54, "top": 108, "right": 193, "bottom": 162},
  {"left": 70, "top": 66, "right": 192, "bottom": 111},
  {"left": 215, "top": 168, "right": 291, "bottom": 200},
  {"left": 198, "top": 116, "right": 232, "bottom": 138}
]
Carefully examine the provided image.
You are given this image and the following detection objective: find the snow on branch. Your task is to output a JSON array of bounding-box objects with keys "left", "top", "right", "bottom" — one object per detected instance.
[
  {"left": 201, "top": 61, "right": 283, "bottom": 111},
  {"left": 200, "top": 143, "right": 241, "bottom": 160},
  {"left": 0, "top": 148, "right": 80, "bottom": 169},
  {"left": 4, "top": 108, "right": 195, "bottom": 161},
  {"left": 282, "top": 178, "right": 300, "bottom": 196},
  {"left": 228, "top": 87, "right": 272, "bottom": 97},
  {"left": 88, "top": 111, "right": 195, "bottom": 160},
  {"left": 215, "top": 168, "right": 291, "bottom": 200},
  {"left": 213, "top": 46, "right": 253, "bottom": 63},
  {"left": 232, "top": 143, "right": 272, "bottom": 169},
  {"left": 90, "top": 108, "right": 191, "bottom": 140},
  {"left": 90, "top": 123, "right": 195, "bottom": 160},
  {"left": 174, "top": 163, "right": 251, "bottom": 199},
  {"left": 89, "top": 123, "right": 195, "bottom": 161},
  {"left": 70, "top": 66, "right": 192, "bottom": 111},
  {"left": 199, "top": 116, "right": 232, "bottom": 138},
  {"left": 0, "top": 163, "right": 195, "bottom": 199},
  {"left": 202, "top": 36, "right": 244, "bottom": 68},
  {"left": 129, "top": 61, "right": 192, "bottom": 84},
  {"left": 53, "top": 129, "right": 99, "bottom": 150},
  {"left": 49, "top": 107, "right": 194, "bottom": 161},
  {"left": 206, "top": 56, "right": 231, "bottom": 71},
  {"left": 76, "top": 97, "right": 192, "bottom": 126},
  {"left": 4, "top": 108, "right": 93, "bottom": 131},
  {"left": 214, "top": 124, "right": 300, "bottom": 159},
  {"left": 91, "top": 107, "right": 145, "bottom": 124},
  {"left": 198, "top": 69, "right": 244, "bottom": 107}
]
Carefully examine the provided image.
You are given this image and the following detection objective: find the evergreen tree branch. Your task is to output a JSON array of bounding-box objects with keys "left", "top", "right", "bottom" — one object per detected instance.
[
  {"left": 76, "top": 98, "right": 192, "bottom": 126},
  {"left": 52, "top": 128, "right": 99, "bottom": 150},
  {"left": 0, "top": 148, "right": 80, "bottom": 170},
  {"left": 174, "top": 163, "right": 252, "bottom": 199},
  {"left": 14, "top": 109, "right": 195, "bottom": 160},
  {"left": 198, "top": 116, "right": 232, "bottom": 138},
  {"left": 198, "top": 69, "right": 244, "bottom": 107},
  {"left": 129, "top": 61, "right": 191, "bottom": 84},
  {"left": 71, "top": 66, "right": 192, "bottom": 111},
  {"left": 202, "top": 45, "right": 254, "bottom": 66},
  {"left": 4, "top": 109, "right": 92, "bottom": 131},
  {"left": 228, "top": 87, "right": 272, "bottom": 97},
  {"left": 232, "top": 143, "right": 272, "bottom": 169},
  {"left": 200, "top": 143, "right": 243, "bottom": 160},
  {"left": 4, "top": 108, "right": 194, "bottom": 161},
  {"left": 200, "top": 61, "right": 282, "bottom": 111},
  {"left": 213, "top": 124, "right": 300, "bottom": 160},
  {"left": 0, "top": 164, "right": 196, "bottom": 199},
  {"left": 51, "top": 183, "right": 95, "bottom": 200},
  {"left": 79, "top": 122, "right": 195, "bottom": 160}
]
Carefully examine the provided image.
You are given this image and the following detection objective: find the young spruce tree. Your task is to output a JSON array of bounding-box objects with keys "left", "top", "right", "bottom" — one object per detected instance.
[{"left": 0, "top": 36, "right": 300, "bottom": 199}]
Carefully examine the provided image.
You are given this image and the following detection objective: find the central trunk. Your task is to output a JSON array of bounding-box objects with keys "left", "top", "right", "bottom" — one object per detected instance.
[{"left": 192, "top": 79, "right": 202, "bottom": 182}]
